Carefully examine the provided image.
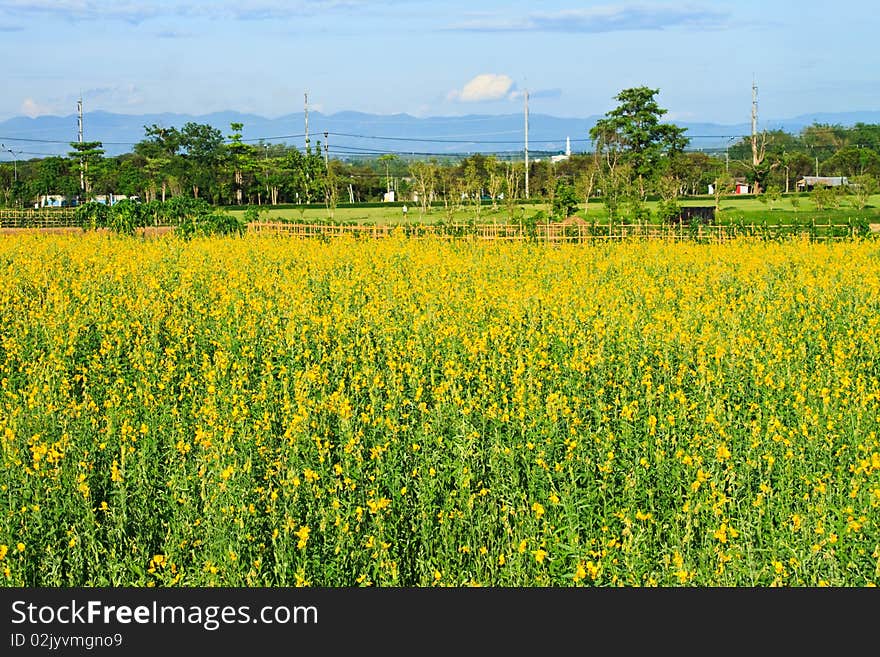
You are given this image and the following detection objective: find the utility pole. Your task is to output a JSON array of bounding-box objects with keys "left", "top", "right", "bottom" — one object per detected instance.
[
  {"left": 77, "top": 97, "right": 84, "bottom": 193},
  {"left": 264, "top": 143, "right": 270, "bottom": 202},
  {"left": 524, "top": 89, "right": 529, "bottom": 200},
  {"left": 750, "top": 78, "right": 759, "bottom": 170},
  {"left": 726, "top": 136, "right": 736, "bottom": 173},
  {"left": 751, "top": 80, "right": 757, "bottom": 143},
  {"left": 323, "top": 131, "right": 329, "bottom": 168},
  {"left": 304, "top": 91, "right": 310, "bottom": 150},
  {"left": 750, "top": 78, "right": 765, "bottom": 194}
]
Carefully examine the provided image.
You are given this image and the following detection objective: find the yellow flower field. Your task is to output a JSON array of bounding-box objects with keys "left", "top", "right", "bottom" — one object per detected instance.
[{"left": 1, "top": 232, "right": 879, "bottom": 586}]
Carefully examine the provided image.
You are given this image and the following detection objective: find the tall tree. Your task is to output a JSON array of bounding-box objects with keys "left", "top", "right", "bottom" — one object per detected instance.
[
  {"left": 409, "top": 160, "right": 437, "bottom": 217},
  {"left": 504, "top": 161, "right": 522, "bottom": 221},
  {"left": 463, "top": 156, "right": 485, "bottom": 220},
  {"left": 484, "top": 155, "right": 504, "bottom": 210},
  {"left": 226, "top": 122, "right": 252, "bottom": 206},
  {"left": 134, "top": 125, "right": 181, "bottom": 201},
  {"left": 589, "top": 86, "right": 689, "bottom": 198},
  {"left": 34, "top": 156, "right": 78, "bottom": 199},
  {"left": 179, "top": 122, "right": 224, "bottom": 200},
  {"left": 285, "top": 146, "right": 325, "bottom": 205},
  {"left": 67, "top": 140, "right": 105, "bottom": 196},
  {"left": 747, "top": 130, "right": 775, "bottom": 194},
  {"left": 823, "top": 146, "right": 880, "bottom": 178}
]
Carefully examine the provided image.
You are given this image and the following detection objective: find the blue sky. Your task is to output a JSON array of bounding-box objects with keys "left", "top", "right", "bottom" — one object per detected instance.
[{"left": 0, "top": 0, "right": 876, "bottom": 125}]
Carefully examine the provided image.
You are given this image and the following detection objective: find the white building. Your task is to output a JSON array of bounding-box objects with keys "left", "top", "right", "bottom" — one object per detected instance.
[
  {"left": 551, "top": 137, "right": 572, "bottom": 164},
  {"left": 796, "top": 176, "right": 848, "bottom": 191}
]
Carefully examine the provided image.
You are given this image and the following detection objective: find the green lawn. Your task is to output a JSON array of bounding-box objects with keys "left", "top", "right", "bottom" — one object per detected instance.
[{"left": 231, "top": 193, "right": 880, "bottom": 226}]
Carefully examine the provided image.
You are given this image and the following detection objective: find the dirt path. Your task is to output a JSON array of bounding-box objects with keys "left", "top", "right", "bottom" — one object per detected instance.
[{"left": 0, "top": 226, "right": 175, "bottom": 237}]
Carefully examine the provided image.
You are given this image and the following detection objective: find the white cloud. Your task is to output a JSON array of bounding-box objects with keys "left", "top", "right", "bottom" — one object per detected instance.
[
  {"left": 0, "top": 0, "right": 405, "bottom": 23},
  {"left": 448, "top": 74, "right": 516, "bottom": 103},
  {"left": 449, "top": 4, "right": 729, "bottom": 33},
  {"left": 85, "top": 84, "right": 145, "bottom": 107},
  {"left": 20, "top": 98, "right": 57, "bottom": 117}
]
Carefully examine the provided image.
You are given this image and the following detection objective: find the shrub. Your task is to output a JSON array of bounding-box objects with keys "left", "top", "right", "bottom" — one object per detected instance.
[
  {"left": 551, "top": 180, "right": 579, "bottom": 220},
  {"left": 175, "top": 210, "right": 245, "bottom": 239},
  {"left": 75, "top": 201, "right": 110, "bottom": 231},
  {"left": 107, "top": 199, "right": 145, "bottom": 236},
  {"left": 656, "top": 199, "right": 681, "bottom": 223}
]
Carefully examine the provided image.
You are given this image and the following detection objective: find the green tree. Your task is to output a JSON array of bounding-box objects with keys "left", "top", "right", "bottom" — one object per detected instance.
[
  {"left": 850, "top": 174, "right": 878, "bottom": 209},
  {"left": 107, "top": 198, "right": 145, "bottom": 235},
  {"left": 484, "top": 155, "right": 504, "bottom": 210},
  {"left": 850, "top": 123, "right": 880, "bottom": 152},
  {"left": 802, "top": 123, "right": 848, "bottom": 162},
  {"left": 655, "top": 173, "right": 682, "bottom": 222},
  {"left": 812, "top": 185, "right": 829, "bottom": 210},
  {"left": 68, "top": 140, "right": 105, "bottom": 197},
  {"left": 34, "top": 156, "right": 78, "bottom": 200},
  {"left": 179, "top": 122, "right": 225, "bottom": 200},
  {"left": 409, "top": 160, "right": 437, "bottom": 217},
  {"left": 673, "top": 151, "right": 715, "bottom": 195},
  {"left": 824, "top": 146, "right": 880, "bottom": 178},
  {"left": 325, "top": 159, "right": 340, "bottom": 220},
  {"left": 575, "top": 155, "right": 600, "bottom": 212},
  {"left": 463, "top": 156, "right": 485, "bottom": 221},
  {"left": 599, "top": 162, "right": 634, "bottom": 220},
  {"left": 712, "top": 173, "right": 735, "bottom": 213},
  {"left": 115, "top": 155, "right": 151, "bottom": 199},
  {"left": 226, "top": 122, "right": 253, "bottom": 205},
  {"left": 551, "top": 179, "right": 578, "bottom": 219},
  {"left": 75, "top": 200, "right": 110, "bottom": 230},
  {"left": 504, "top": 161, "right": 523, "bottom": 222},
  {"left": 589, "top": 86, "right": 689, "bottom": 198},
  {"left": 285, "top": 146, "right": 325, "bottom": 205},
  {"left": 134, "top": 125, "right": 181, "bottom": 201}
]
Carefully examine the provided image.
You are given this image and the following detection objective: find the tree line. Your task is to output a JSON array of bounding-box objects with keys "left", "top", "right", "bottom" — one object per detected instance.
[{"left": 2, "top": 87, "right": 880, "bottom": 216}]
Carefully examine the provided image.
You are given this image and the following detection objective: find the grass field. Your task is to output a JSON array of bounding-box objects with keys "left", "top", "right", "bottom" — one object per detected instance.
[
  {"left": 1, "top": 232, "right": 879, "bottom": 586},
  {"left": 230, "top": 194, "right": 880, "bottom": 226}
]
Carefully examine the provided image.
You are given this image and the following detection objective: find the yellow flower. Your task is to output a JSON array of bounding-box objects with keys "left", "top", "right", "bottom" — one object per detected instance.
[
  {"left": 534, "top": 549, "right": 547, "bottom": 563},
  {"left": 366, "top": 497, "right": 391, "bottom": 513},
  {"left": 295, "top": 526, "right": 310, "bottom": 549},
  {"left": 532, "top": 502, "right": 545, "bottom": 519}
]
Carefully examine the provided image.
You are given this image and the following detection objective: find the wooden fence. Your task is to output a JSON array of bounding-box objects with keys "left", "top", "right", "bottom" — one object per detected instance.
[
  {"left": 247, "top": 220, "right": 873, "bottom": 243},
  {"left": 1, "top": 210, "right": 874, "bottom": 243},
  {"left": 0, "top": 209, "right": 77, "bottom": 228}
]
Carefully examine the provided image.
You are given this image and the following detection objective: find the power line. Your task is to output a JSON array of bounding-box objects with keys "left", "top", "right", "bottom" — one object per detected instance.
[{"left": 0, "top": 130, "right": 752, "bottom": 149}]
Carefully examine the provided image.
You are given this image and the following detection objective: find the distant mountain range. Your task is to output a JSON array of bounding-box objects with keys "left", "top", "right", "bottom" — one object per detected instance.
[{"left": 2, "top": 109, "right": 879, "bottom": 160}]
